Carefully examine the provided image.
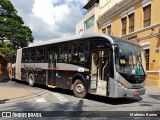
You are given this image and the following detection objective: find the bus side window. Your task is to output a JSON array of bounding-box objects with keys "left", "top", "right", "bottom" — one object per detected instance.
[
  {"left": 59, "top": 46, "right": 64, "bottom": 62},
  {"left": 37, "top": 48, "right": 46, "bottom": 63},
  {"left": 81, "top": 43, "right": 89, "bottom": 62},
  {"left": 29, "top": 49, "right": 36, "bottom": 63},
  {"left": 58, "top": 42, "right": 89, "bottom": 63},
  {"left": 59, "top": 44, "right": 72, "bottom": 63},
  {"left": 59, "top": 54, "right": 65, "bottom": 62},
  {"left": 72, "top": 44, "right": 80, "bottom": 62},
  {"left": 72, "top": 53, "right": 80, "bottom": 62},
  {"left": 22, "top": 50, "right": 29, "bottom": 63},
  {"left": 72, "top": 42, "right": 89, "bottom": 62},
  {"left": 68, "top": 45, "right": 72, "bottom": 62},
  {"left": 79, "top": 53, "right": 85, "bottom": 62}
]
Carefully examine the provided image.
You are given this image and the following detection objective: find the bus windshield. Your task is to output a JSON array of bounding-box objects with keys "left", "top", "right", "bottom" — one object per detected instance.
[{"left": 115, "top": 42, "right": 146, "bottom": 75}]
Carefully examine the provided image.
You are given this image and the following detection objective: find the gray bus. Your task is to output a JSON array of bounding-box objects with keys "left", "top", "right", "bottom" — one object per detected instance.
[{"left": 8, "top": 33, "right": 146, "bottom": 98}]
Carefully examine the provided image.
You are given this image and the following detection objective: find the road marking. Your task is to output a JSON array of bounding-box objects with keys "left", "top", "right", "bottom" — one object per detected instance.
[
  {"left": 52, "top": 93, "right": 68, "bottom": 102},
  {"left": 36, "top": 97, "right": 47, "bottom": 103}
]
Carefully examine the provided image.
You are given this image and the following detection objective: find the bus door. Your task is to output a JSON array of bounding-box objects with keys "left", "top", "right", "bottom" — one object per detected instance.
[
  {"left": 90, "top": 50, "right": 111, "bottom": 96},
  {"left": 47, "top": 51, "right": 57, "bottom": 86}
]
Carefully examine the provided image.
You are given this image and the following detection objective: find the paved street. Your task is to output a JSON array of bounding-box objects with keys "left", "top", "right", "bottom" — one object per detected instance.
[{"left": 0, "top": 79, "right": 160, "bottom": 119}]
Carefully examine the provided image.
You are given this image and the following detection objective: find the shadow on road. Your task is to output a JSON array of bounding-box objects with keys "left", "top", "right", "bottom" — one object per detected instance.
[
  {"left": 11, "top": 79, "right": 29, "bottom": 86},
  {"left": 10, "top": 79, "right": 142, "bottom": 105},
  {"left": 6, "top": 98, "right": 87, "bottom": 118},
  {"left": 86, "top": 94, "right": 142, "bottom": 105},
  {"left": 46, "top": 87, "right": 142, "bottom": 105},
  {"left": 0, "top": 99, "right": 9, "bottom": 104},
  {"left": 148, "top": 94, "right": 160, "bottom": 100}
]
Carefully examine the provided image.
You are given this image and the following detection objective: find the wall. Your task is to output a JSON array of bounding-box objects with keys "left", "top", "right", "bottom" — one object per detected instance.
[
  {"left": 99, "top": 0, "right": 122, "bottom": 15},
  {"left": 76, "top": 7, "right": 100, "bottom": 34}
]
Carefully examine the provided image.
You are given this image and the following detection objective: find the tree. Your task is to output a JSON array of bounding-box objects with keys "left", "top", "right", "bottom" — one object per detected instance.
[
  {"left": 0, "top": 41, "right": 14, "bottom": 57},
  {"left": 0, "top": 0, "right": 34, "bottom": 57}
]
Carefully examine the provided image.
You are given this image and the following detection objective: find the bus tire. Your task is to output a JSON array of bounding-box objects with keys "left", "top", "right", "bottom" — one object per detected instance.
[
  {"left": 28, "top": 73, "right": 35, "bottom": 87},
  {"left": 73, "top": 79, "right": 86, "bottom": 98}
]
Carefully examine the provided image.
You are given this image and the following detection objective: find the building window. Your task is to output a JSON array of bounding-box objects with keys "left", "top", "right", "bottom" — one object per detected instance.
[
  {"left": 121, "top": 17, "right": 127, "bottom": 35},
  {"left": 102, "top": 27, "right": 106, "bottom": 34},
  {"left": 143, "top": 5, "right": 151, "bottom": 27},
  {"left": 129, "top": 13, "right": 134, "bottom": 32},
  {"left": 84, "top": 16, "right": 94, "bottom": 31},
  {"left": 107, "top": 25, "right": 111, "bottom": 34},
  {"left": 144, "top": 49, "right": 150, "bottom": 70}
]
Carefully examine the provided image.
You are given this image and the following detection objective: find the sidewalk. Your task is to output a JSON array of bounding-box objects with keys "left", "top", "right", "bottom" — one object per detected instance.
[
  {"left": 0, "top": 75, "right": 47, "bottom": 103},
  {"left": 146, "top": 86, "right": 160, "bottom": 94},
  {"left": 0, "top": 87, "right": 32, "bottom": 100},
  {"left": 0, "top": 75, "right": 33, "bottom": 101}
]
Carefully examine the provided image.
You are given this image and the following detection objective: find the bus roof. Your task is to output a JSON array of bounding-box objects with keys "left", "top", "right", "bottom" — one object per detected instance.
[
  {"left": 25, "top": 32, "right": 140, "bottom": 48},
  {"left": 109, "top": 35, "right": 141, "bottom": 47}
]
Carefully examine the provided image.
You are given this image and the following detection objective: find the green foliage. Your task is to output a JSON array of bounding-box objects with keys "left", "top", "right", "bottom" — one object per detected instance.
[
  {"left": 0, "top": 0, "right": 34, "bottom": 57},
  {"left": 0, "top": 41, "right": 14, "bottom": 57}
]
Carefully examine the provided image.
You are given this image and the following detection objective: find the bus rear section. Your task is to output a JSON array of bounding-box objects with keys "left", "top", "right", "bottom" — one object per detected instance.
[{"left": 8, "top": 49, "right": 22, "bottom": 80}]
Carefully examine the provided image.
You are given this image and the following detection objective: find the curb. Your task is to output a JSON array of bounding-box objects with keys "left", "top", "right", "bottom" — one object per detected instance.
[{"left": 1, "top": 90, "right": 48, "bottom": 104}]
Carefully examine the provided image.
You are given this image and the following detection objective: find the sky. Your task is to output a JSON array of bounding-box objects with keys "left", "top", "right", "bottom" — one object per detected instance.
[{"left": 10, "top": 0, "right": 87, "bottom": 44}]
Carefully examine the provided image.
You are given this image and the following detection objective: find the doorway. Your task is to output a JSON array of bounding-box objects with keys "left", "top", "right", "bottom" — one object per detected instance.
[
  {"left": 90, "top": 50, "right": 111, "bottom": 96},
  {"left": 47, "top": 51, "right": 57, "bottom": 86}
]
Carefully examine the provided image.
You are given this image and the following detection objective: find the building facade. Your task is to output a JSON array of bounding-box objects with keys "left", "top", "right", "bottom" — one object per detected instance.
[
  {"left": 99, "top": 0, "right": 122, "bottom": 15},
  {"left": 76, "top": 0, "right": 100, "bottom": 34},
  {"left": 76, "top": 0, "right": 121, "bottom": 34},
  {"left": 98, "top": 0, "right": 160, "bottom": 86}
]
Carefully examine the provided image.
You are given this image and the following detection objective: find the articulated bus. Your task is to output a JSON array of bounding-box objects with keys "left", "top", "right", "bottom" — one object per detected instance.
[{"left": 8, "top": 33, "right": 147, "bottom": 98}]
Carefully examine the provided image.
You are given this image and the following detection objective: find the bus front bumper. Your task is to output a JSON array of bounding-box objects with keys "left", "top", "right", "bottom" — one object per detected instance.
[
  {"left": 115, "top": 84, "right": 146, "bottom": 97},
  {"left": 124, "top": 87, "right": 146, "bottom": 97}
]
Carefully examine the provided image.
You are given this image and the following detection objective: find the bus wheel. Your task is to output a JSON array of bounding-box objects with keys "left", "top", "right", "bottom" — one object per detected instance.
[
  {"left": 73, "top": 79, "right": 86, "bottom": 98},
  {"left": 28, "top": 73, "right": 35, "bottom": 87}
]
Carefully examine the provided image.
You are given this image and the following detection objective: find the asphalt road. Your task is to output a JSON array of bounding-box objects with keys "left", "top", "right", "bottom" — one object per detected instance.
[{"left": 0, "top": 80, "right": 160, "bottom": 120}]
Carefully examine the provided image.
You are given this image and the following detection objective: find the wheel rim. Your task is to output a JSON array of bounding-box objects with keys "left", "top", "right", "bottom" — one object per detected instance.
[{"left": 76, "top": 83, "right": 84, "bottom": 93}]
